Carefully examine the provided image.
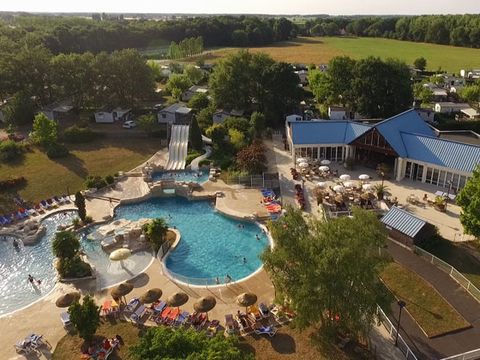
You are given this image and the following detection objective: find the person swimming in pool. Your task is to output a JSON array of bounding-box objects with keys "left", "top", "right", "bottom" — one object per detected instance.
[
  {"left": 28, "top": 274, "right": 34, "bottom": 284},
  {"left": 12, "top": 238, "right": 19, "bottom": 248},
  {"left": 242, "top": 257, "right": 247, "bottom": 264},
  {"left": 255, "top": 234, "right": 260, "bottom": 241}
]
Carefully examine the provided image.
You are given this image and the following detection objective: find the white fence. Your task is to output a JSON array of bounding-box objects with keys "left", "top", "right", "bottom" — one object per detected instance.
[
  {"left": 377, "top": 305, "right": 418, "bottom": 360},
  {"left": 413, "top": 246, "right": 480, "bottom": 303},
  {"left": 440, "top": 349, "right": 480, "bottom": 360}
]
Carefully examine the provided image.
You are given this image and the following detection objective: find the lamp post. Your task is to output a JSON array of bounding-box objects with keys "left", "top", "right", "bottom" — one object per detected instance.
[
  {"left": 395, "top": 300, "right": 406, "bottom": 347},
  {"left": 445, "top": 180, "right": 453, "bottom": 210}
]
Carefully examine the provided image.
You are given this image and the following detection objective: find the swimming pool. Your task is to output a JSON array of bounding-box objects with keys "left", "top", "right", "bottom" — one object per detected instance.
[
  {"left": 151, "top": 170, "right": 209, "bottom": 184},
  {"left": 0, "top": 212, "right": 153, "bottom": 316},
  {"left": 115, "top": 197, "right": 269, "bottom": 285}
]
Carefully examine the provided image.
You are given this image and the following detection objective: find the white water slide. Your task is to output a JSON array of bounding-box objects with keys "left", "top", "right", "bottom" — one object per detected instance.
[{"left": 166, "top": 124, "right": 190, "bottom": 170}]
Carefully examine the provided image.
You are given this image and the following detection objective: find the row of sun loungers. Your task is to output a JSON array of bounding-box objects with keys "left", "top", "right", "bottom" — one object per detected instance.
[
  {"left": 261, "top": 189, "right": 282, "bottom": 215},
  {"left": 0, "top": 195, "right": 70, "bottom": 226},
  {"left": 14, "top": 333, "right": 45, "bottom": 354}
]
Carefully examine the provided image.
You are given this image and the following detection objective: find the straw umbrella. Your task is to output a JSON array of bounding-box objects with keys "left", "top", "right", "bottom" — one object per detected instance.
[
  {"left": 319, "top": 165, "right": 329, "bottom": 172},
  {"left": 56, "top": 292, "right": 81, "bottom": 308},
  {"left": 110, "top": 282, "right": 134, "bottom": 304},
  {"left": 236, "top": 292, "right": 257, "bottom": 312},
  {"left": 339, "top": 174, "right": 351, "bottom": 181},
  {"left": 167, "top": 292, "right": 189, "bottom": 311},
  {"left": 320, "top": 159, "right": 331, "bottom": 165},
  {"left": 193, "top": 296, "right": 216, "bottom": 319},
  {"left": 139, "top": 288, "right": 162, "bottom": 304}
]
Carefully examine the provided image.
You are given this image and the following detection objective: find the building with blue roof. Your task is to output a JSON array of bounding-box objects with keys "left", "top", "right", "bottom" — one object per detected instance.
[{"left": 285, "top": 109, "right": 480, "bottom": 190}]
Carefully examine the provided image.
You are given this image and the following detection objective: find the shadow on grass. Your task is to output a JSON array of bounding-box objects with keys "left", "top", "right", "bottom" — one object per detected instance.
[
  {"left": 269, "top": 332, "right": 296, "bottom": 354},
  {"left": 54, "top": 153, "right": 88, "bottom": 178}
]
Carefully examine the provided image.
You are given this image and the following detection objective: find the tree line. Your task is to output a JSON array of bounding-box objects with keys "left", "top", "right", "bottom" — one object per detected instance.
[
  {"left": 167, "top": 37, "right": 204, "bottom": 59},
  {"left": 0, "top": 43, "right": 154, "bottom": 126},
  {"left": 0, "top": 15, "right": 295, "bottom": 55},
  {"left": 300, "top": 14, "right": 480, "bottom": 48}
]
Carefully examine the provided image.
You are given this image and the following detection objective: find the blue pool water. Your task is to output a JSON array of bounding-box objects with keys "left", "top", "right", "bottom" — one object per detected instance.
[
  {"left": 116, "top": 197, "right": 269, "bottom": 284},
  {"left": 0, "top": 212, "right": 153, "bottom": 316},
  {"left": 151, "top": 170, "right": 209, "bottom": 184}
]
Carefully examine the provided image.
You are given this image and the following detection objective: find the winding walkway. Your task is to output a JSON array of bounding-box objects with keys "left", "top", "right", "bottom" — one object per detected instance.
[
  {"left": 190, "top": 145, "right": 212, "bottom": 171},
  {"left": 386, "top": 241, "right": 480, "bottom": 359}
]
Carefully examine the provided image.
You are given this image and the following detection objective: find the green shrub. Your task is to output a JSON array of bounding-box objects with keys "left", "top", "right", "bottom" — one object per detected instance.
[
  {"left": 199, "top": 159, "right": 211, "bottom": 167},
  {"left": 58, "top": 256, "right": 92, "bottom": 278},
  {"left": 72, "top": 217, "right": 82, "bottom": 229},
  {"left": 105, "top": 175, "right": 114, "bottom": 185},
  {"left": 46, "top": 143, "right": 69, "bottom": 159},
  {"left": 0, "top": 176, "right": 26, "bottom": 190},
  {"left": 84, "top": 215, "right": 93, "bottom": 224},
  {"left": 63, "top": 125, "right": 96, "bottom": 143},
  {"left": 0, "top": 140, "right": 25, "bottom": 162},
  {"left": 185, "top": 150, "right": 203, "bottom": 165},
  {"left": 84, "top": 175, "right": 107, "bottom": 189}
]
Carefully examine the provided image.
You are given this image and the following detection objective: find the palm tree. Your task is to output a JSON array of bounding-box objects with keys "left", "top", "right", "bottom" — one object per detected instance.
[
  {"left": 143, "top": 218, "right": 169, "bottom": 252},
  {"left": 373, "top": 184, "right": 390, "bottom": 200}
]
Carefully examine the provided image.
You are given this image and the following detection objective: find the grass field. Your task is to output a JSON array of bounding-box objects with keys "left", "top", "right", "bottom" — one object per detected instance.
[
  {"left": 203, "top": 37, "right": 480, "bottom": 73},
  {"left": 0, "top": 137, "right": 160, "bottom": 213},
  {"left": 381, "top": 262, "right": 470, "bottom": 338}
]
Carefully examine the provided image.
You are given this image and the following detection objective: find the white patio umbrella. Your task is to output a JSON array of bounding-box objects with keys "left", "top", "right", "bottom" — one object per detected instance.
[
  {"left": 298, "top": 162, "right": 309, "bottom": 168},
  {"left": 319, "top": 166, "right": 330, "bottom": 172},
  {"left": 316, "top": 181, "right": 327, "bottom": 188},
  {"left": 339, "top": 174, "right": 351, "bottom": 181},
  {"left": 359, "top": 174, "right": 370, "bottom": 181},
  {"left": 362, "top": 183, "right": 373, "bottom": 191},
  {"left": 109, "top": 248, "right": 131, "bottom": 261},
  {"left": 343, "top": 181, "right": 356, "bottom": 188},
  {"left": 320, "top": 159, "right": 331, "bottom": 165},
  {"left": 333, "top": 185, "right": 345, "bottom": 193},
  {"left": 296, "top": 157, "right": 308, "bottom": 164}
]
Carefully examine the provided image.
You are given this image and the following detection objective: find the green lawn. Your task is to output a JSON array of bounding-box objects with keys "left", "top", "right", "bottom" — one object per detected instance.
[
  {"left": 201, "top": 37, "right": 480, "bottom": 74},
  {"left": 381, "top": 262, "right": 470, "bottom": 338},
  {"left": 0, "top": 137, "right": 160, "bottom": 213}
]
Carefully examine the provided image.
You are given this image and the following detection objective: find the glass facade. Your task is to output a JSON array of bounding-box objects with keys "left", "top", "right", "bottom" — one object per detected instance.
[
  {"left": 295, "top": 146, "right": 346, "bottom": 162},
  {"left": 407, "top": 160, "right": 469, "bottom": 191}
]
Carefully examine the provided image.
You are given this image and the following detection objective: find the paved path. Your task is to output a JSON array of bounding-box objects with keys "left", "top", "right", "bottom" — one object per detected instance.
[
  {"left": 387, "top": 241, "right": 480, "bottom": 359},
  {"left": 190, "top": 145, "right": 212, "bottom": 171}
]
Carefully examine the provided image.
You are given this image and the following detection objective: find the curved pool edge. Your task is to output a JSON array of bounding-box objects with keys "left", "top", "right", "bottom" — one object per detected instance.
[{"left": 158, "top": 222, "right": 274, "bottom": 289}]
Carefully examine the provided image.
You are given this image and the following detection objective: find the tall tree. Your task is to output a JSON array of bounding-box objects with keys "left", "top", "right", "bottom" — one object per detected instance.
[
  {"left": 457, "top": 166, "right": 480, "bottom": 239},
  {"left": 4, "top": 91, "right": 35, "bottom": 126},
  {"left": 74, "top": 191, "right": 87, "bottom": 222},
  {"left": 142, "top": 218, "right": 169, "bottom": 252},
  {"left": 413, "top": 57, "right": 427, "bottom": 71},
  {"left": 262, "top": 206, "right": 389, "bottom": 337},
  {"left": 165, "top": 74, "right": 192, "bottom": 101},
  {"left": 189, "top": 116, "right": 203, "bottom": 151},
  {"left": 31, "top": 113, "right": 58, "bottom": 147},
  {"left": 68, "top": 295, "right": 100, "bottom": 344},
  {"left": 52, "top": 231, "right": 80, "bottom": 259}
]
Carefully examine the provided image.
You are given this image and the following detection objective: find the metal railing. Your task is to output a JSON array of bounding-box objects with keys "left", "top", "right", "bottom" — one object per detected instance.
[
  {"left": 414, "top": 246, "right": 480, "bottom": 303},
  {"left": 377, "top": 305, "right": 418, "bottom": 360},
  {"left": 222, "top": 173, "right": 280, "bottom": 190},
  {"left": 440, "top": 348, "right": 480, "bottom": 360}
]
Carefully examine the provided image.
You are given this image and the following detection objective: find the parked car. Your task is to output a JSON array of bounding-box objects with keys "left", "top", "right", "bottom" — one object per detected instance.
[{"left": 122, "top": 120, "right": 137, "bottom": 129}]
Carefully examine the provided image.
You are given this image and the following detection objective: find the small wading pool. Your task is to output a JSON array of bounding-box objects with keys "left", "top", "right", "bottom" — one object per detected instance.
[
  {"left": 151, "top": 170, "right": 209, "bottom": 184},
  {"left": 0, "top": 212, "right": 153, "bottom": 316},
  {"left": 115, "top": 197, "right": 270, "bottom": 285}
]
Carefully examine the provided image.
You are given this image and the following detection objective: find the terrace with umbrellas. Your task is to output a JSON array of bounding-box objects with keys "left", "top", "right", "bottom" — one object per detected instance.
[{"left": 291, "top": 157, "right": 389, "bottom": 218}]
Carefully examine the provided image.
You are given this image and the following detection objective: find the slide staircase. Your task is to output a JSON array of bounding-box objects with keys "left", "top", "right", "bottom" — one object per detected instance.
[{"left": 166, "top": 125, "right": 190, "bottom": 170}]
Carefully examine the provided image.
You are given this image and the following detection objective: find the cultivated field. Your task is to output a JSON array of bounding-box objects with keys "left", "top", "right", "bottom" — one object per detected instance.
[{"left": 201, "top": 37, "right": 480, "bottom": 73}]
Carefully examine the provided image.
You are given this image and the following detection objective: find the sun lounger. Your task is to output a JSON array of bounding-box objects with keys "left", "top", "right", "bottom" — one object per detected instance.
[
  {"left": 154, "top": 306, "right": 172, "bottom": 324},
  {"left": 224, "top": 314, "right": 237, "bottom": 335},
  {"left": 206, "top": 320, "right": 220, "bottom": 337},
  {"left": 247, "top": 304, "right": 262, "bottom": 322},
  {"left": 235, "top": 314, "right": 253, "bottom": 335},
  {"left": 62, "top": 194, "right": 71, "bottom": 203},
  {"left": 194, "top": 313, "right": 208, "bottom": 330},
  {"left": 60, "top": 312, "right": 71, "bottom": 328},
  {"left": 259, "top": 303, "right": 270, "bottom": 318},
  {"left": 165, "top": 307, "right": 180, "bottom": 325},
  {"left": 40, "top": 200, "right": 50, "bottom": 210},
  {"left": 151, "top": 300, "right": 166, "bottom": 314},
  {"left": 130, "top": 304, "right": 146, "bottom": 323},
  {"left": 54, "top": 196, "right": 65, "bottom": 205},
  {"left": 102, "top": 300, "right": 112, "bottom": 316},
  {"left": 254, "top": 324, "right": 277, "bottom": 337},
  {"left": 125, "top": 298, "right": 140, "bottom": 312},
  {"left": 14, "top": 340, "right": 34, "bottom": 354},
  {"left": 26, "top": 333, "right": 44, "bottom": 348},
  {"left": 173, "top": 311, "right": 190, "bottom": 327}
]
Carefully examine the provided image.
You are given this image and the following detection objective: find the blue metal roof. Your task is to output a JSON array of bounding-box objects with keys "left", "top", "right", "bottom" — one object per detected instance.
[
  {"left": 374, "top": 109, "right": 435, "bottom": 157},
  {"left": 290, "top": 121, "right": 370, "bottom": 145},
  {"left": 401, "top": 133, "right": 480, "bottom": 173},
  {"left": 381, "top": 206, "right": 426, "bottom": 238}
]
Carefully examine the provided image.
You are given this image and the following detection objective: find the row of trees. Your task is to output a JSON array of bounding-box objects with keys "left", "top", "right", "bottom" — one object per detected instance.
[
  {"left": 167, "top": 37, "right": 204, "bottom": 59},
  {"left": 0, "top": 15, "right": 295, "bottom": 55},
  {"left": 0, "top": 45, "right": 154, "bottom": 125},
  {"left": 209, "top": 51, "right": 303, "bottom": 127},
  {"left": 309, "top": 56, "right": 413, "bottom": 118},
  {"left": 300, "top": 15, "right": 480, "bottom": 48}
]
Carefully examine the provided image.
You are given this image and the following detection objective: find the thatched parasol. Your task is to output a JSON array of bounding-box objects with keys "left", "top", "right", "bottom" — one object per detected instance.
[
  {"left": 139, "top": 288, "right": 162, "bottom": 304},
  {"left": 167, "top": 292, "right": 189, "bottom": 307},
  {"left": 110, "top": 282, "right": 134, "bottom": 301},
  {"left": 56, "top": 292, "right": 81, "bottom": 308},
  {"left": 236, "top": 292, "right": 257, "bottom": 310},
  {"left": 193, "top": 296, "right": 217, "bottom": 314}
]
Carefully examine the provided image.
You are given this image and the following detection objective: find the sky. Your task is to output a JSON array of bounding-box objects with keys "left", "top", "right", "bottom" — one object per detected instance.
[{"left": 1, "top": 0, "right": 480, "bottom": 15}]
